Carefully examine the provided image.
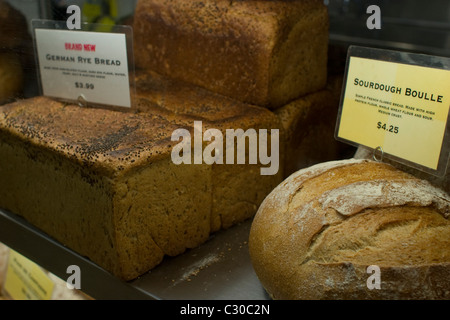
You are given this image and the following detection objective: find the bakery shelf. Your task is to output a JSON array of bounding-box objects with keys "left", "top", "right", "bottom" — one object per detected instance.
[{"left": 0, "top": 208, "right": 269, "bottom": 300}]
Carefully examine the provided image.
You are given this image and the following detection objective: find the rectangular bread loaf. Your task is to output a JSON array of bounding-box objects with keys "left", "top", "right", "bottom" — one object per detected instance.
[
  {"left": 0, "top": 97, "right": 213, "bottom": 281},
  {"left": 133, "top": 0, "right": 329, "bottom": 108},
  {"left": 134, "top": 70, "right": 284, "bottom": 231},
  {"left": 0, "top": 92, "right": 284, "bottom": 280}
]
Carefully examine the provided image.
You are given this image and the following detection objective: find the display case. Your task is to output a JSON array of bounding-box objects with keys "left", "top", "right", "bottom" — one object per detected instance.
[{"left": 0, "top": 0, "right": 449, "bottom": 301}]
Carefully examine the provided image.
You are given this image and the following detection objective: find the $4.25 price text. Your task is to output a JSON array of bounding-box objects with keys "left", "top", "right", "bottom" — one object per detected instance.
[{"left": 377, "top": 122, "right": 399, "bottom": 134}]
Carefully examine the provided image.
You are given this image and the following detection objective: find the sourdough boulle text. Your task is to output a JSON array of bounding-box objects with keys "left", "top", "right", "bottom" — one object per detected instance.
[{"left": 354, "top": 78, "right": 444, "bottom": 103}]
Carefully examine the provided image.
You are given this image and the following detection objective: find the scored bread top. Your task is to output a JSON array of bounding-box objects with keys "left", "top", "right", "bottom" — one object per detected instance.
[
  {"left": 252, "top": 159, "right": 450, "bottom": 262},
  {"left": 0, "top": 96, "right": 190, "bottom": 176},
  {"left": 249, "top": 159, "right": 450, "bottom": 299},
  {"left": 257, "top": 159, "right": 450, "bottom": 216}
]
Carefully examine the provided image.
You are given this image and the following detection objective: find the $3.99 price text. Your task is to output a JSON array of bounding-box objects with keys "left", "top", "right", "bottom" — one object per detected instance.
[
  {"left": 377, "top": 122, "right": 399, "bottom": 134},
  {"left": 75, "top": 82, "right": 94, "bottom": 89}
]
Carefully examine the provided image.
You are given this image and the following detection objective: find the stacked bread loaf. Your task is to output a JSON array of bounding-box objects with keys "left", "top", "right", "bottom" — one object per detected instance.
[
  {"left": 133, "top": 0, "right": 328, "bottom": 109},
  {"left": 133, "top": 0, "right": 351, "bottom": 177},
  {"left": 0, "top": 0, "right": 30, "bottom": 104},
  {"left": 0, "top": 0, "right": 347, "bottom": 281},
  {"left": 134, "top": 70, "right": 284, "bottom": 232}
]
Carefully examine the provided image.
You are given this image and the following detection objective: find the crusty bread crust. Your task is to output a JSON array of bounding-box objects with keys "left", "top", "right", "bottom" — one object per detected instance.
[
  {"left": 133, "top": 0, "right": 328, "bottom": 108},
  {"left": 0, "top": 96, "right": 180, "bottom": 175},
  {"left": 249, "top": 159, "right": 450, "bottom": 299}
]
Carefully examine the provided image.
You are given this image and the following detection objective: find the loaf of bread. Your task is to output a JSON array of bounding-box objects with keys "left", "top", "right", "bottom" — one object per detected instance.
[
  {"left": 0, "top": 92, "right": 284, "bottom": 280},
  {"left": 133, "top": 0, "right": 329, "bottom": 108},
  {"left": 274, "top": 75, "right": 354, "bottom": 177},
  {"left": 134, "top": 70, "right": 284, "bottom": 231},
  {"left": 249, "top": 159, "right": 450, "bottom": 299},
  {"left": 0, "top": 0, "right": 34, "bottom": 106},
  {"left": 0, "top": 97, "right": 214, "bottom": 281},
  {"left": 0, "top": 0, "right": 30, "bottom": 51},
  {"left": 0, "top": 52, "right": 24, "bottom": 104},
  {"left": 0, "top": 0, "right": 33, "bottom": 71}
]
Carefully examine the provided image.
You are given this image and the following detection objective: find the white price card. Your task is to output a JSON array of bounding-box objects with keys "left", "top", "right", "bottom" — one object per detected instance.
[{"left": 34, "top": 27, "right": 132, "bottom": 108}]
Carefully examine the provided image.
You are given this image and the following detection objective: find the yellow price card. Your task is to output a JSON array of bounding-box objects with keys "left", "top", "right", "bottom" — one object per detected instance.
[
  {"left": 336, "top": 46, "right": 450, "bottom": 176},
  {"left": 3, "top": 249, "right": 55, "bottom": 300}
]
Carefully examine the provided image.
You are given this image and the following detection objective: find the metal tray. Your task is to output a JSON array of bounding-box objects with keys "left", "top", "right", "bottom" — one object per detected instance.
[{"left": 0, "top": 208, "right": 269, "bottom": 300}]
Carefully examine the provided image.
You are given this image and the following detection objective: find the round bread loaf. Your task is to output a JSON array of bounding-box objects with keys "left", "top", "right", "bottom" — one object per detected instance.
[{"left": 249, "top": 159, "right": 450, "bottom": 299}]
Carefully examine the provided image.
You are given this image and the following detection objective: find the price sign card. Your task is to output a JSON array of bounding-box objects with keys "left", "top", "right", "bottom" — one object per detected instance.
[
  {"left": 336, "top": 46, "right": 450, "bottom": 176},
  {"left": 3, "top": 249, "right": 55, "bottom": 300},
  {"left": 33, "top": 20, "right": 134, "bottom": 109}
]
